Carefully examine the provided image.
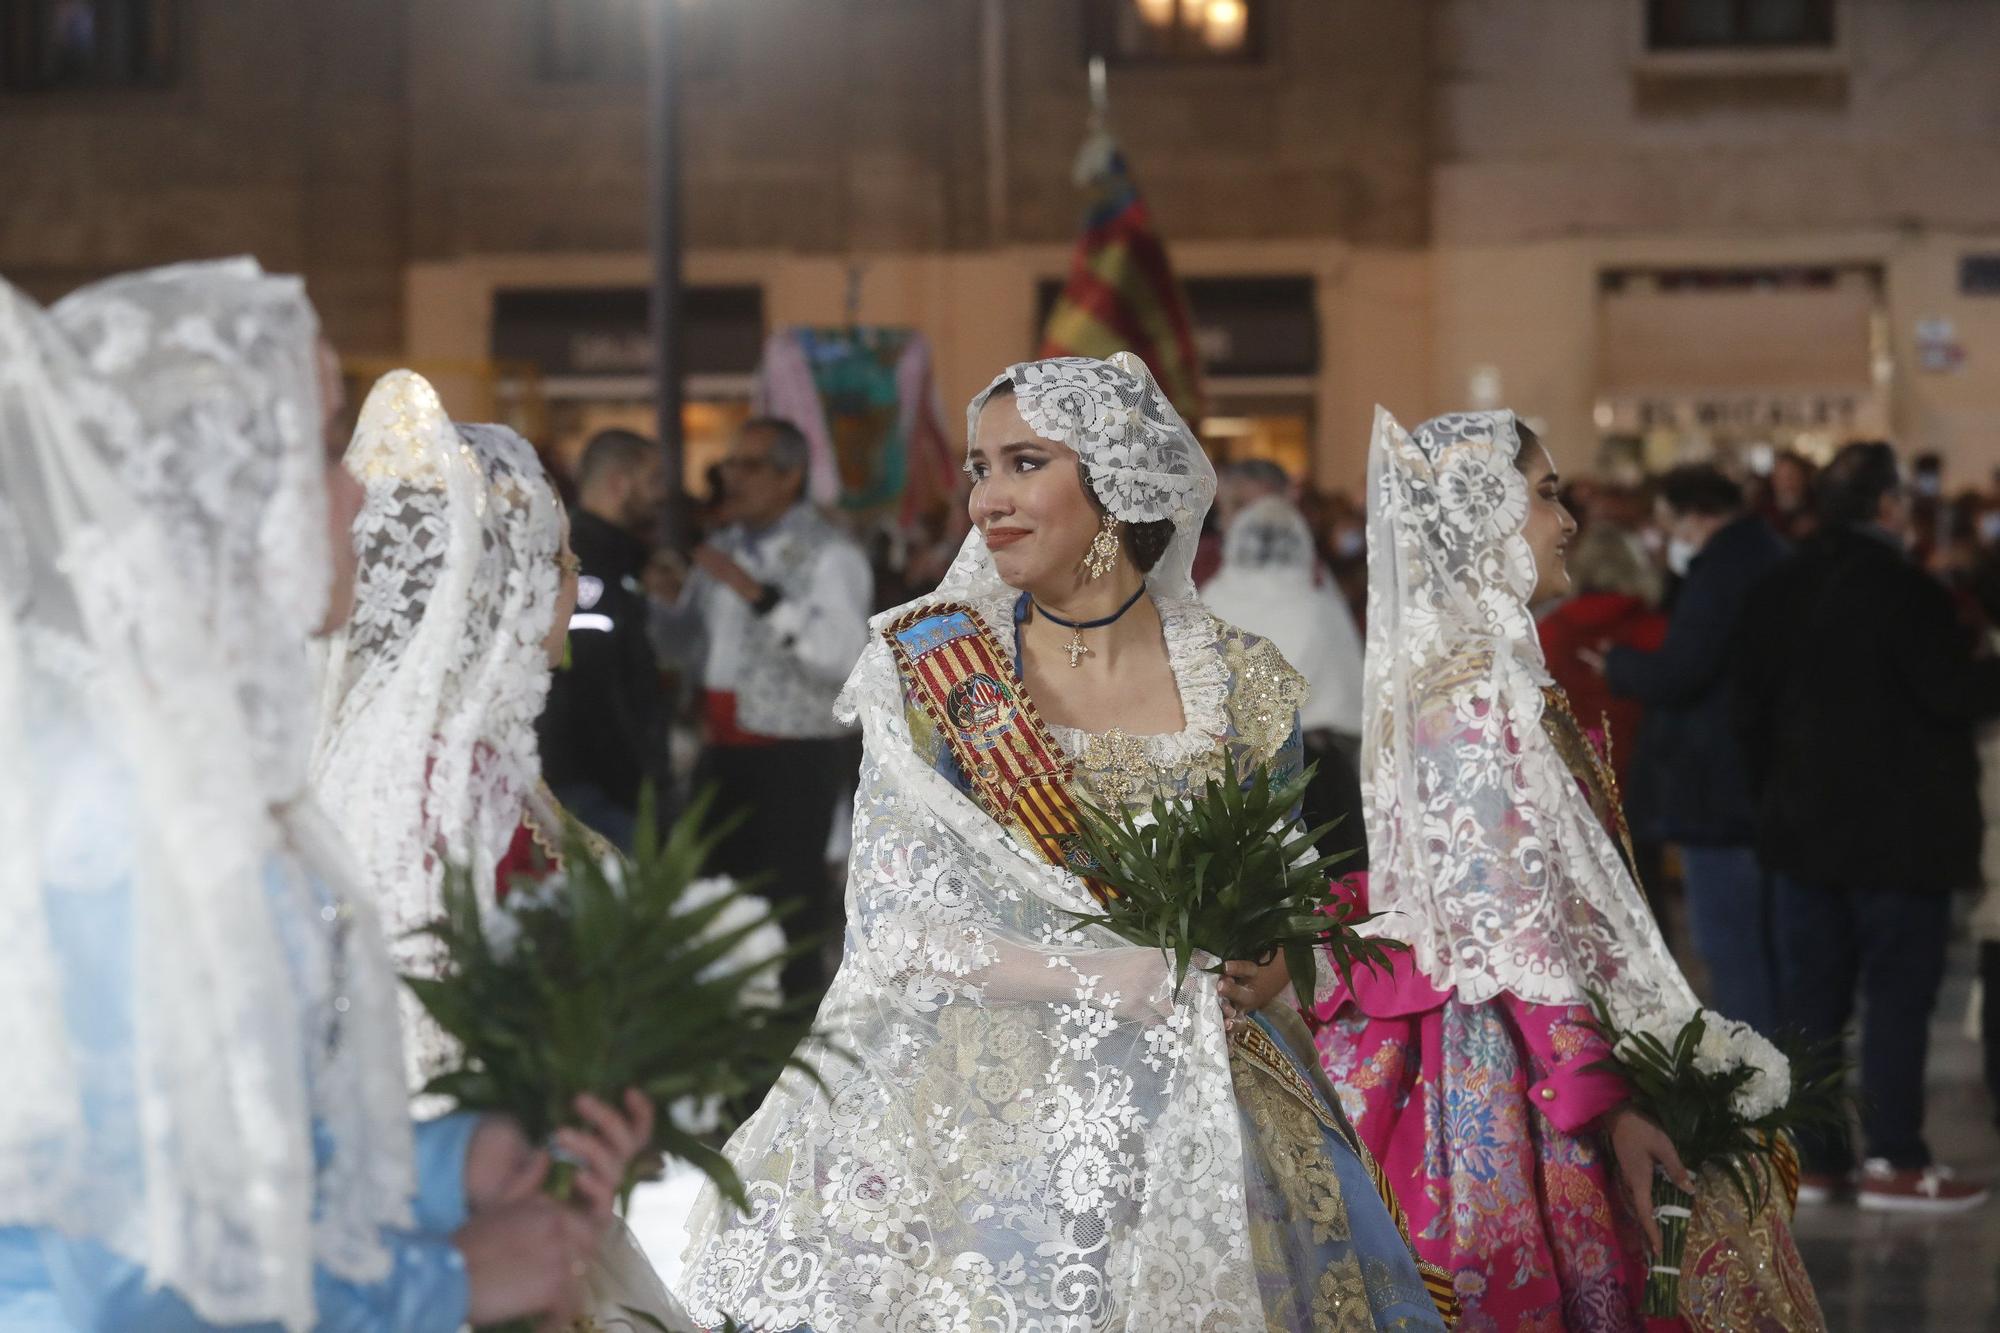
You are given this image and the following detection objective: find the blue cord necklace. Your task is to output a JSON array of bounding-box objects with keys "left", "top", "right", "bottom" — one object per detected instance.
[{"left": 1030, "top": 583, "right": 1147, "bottom": 667}]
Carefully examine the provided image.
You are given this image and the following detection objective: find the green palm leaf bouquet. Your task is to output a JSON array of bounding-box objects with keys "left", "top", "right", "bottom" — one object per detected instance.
[
  {"left": 406, "top": 790, "right": 828, "bottom": 1212},
  {"left": 1063, "top": 760, "right": 1406, "bottom": 1001},
  {"left": 1583, "top": 994, "right": 1847, "bottom": 1317}
]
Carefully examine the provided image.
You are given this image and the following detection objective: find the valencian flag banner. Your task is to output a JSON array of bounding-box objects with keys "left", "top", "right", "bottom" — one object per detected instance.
[{"left": 1039, "top": 130, "right": 1206, "bottom": 424}]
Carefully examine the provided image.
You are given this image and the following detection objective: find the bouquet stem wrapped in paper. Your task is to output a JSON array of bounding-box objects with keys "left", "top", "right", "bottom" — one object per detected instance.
[
  {"left": 1064, "top": 761, "right": 1406, "bottom": 1000},
  {"left": 1585, "top": 995, "right": 1846, "bottom": 1319}
]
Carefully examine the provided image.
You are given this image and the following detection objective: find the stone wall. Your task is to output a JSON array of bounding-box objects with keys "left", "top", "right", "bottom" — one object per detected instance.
[
  {"left": 1433, "top": 0, "right": 2000, "bottom": 244},
  {"left": 0, "top": 0, "right": 408, "bottom": 351}
]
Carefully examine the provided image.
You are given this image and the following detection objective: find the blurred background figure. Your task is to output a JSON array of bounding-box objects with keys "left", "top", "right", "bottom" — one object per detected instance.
[
  {"left": 1539, "top": 520, "right": 1664, "bottom": 784},
  {"left": 1201, "top": 492, "right": 1367, "bottom": 862},
  {"left": 1739, "top": 441, "right": 2000, "bottom": 1210},
  {"left": 1212, "top": 456, "right": 1292, "bottom": 531},
  {"left": 538, "top": 428, "right": 669, "bottom": 849},
  {"left": 1760, "top": 449, "right": 1820, "bottom": 545},
  {"left": 1595, "top": 465, "right": 1787, "bottom": 1035},
  {"left": 654, "top": 417, "right": 871, "bottom": 1003},
  {"left": 1199, "top": 457, "right": 1292, "bottom": 587},
  {"left": 1970, "top": 548, "right": 2000, "bottom": 1137},
  {"left": 1536, "top": 519, "right": 1666, "bottom": 905}
]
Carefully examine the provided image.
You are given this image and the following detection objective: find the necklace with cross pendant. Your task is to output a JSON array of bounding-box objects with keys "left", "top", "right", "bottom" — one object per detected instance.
[{"left": 1062, "top": 628, "right": 1091, "bottom": 668}]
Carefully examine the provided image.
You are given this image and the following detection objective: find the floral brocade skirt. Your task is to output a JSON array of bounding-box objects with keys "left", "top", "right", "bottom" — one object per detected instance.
[
  {"left": 1233, "top": 1008, "right": 1452, "bottom": 1332},
  {"left": 1314, "top": 998, "right": 1825, "bottom": 1333}
]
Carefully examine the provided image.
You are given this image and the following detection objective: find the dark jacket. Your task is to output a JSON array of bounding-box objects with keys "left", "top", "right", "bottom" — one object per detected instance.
[
  {"left": 1606, "top": 515, "right": 1786, "bottom": 845},
  {"left": 1735, "top": 526, "right": 2000, "bottom": 894},
  {"left": 537, "top": 510, "right": 662, "bottom": 813}
]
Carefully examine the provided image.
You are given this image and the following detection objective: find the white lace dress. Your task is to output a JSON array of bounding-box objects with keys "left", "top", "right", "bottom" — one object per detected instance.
[{"left": 676, "top": 588, "right": 1447, "bottom": 1333}]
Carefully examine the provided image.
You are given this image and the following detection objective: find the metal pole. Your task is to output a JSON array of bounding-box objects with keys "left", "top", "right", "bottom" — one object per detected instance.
[{"left": 649, "top": 0, "right": 685, "bottom": 548}]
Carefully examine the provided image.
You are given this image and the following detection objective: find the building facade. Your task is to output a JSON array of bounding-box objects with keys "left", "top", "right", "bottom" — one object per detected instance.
[
  {"left": 1433, "top": 0, "right": 2000, "bottom": 481},
  {"left": 5, "top": 0, "right": 1998, "bottom": 486}
]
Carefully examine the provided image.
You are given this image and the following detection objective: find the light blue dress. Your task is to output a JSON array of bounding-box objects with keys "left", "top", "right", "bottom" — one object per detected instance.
[{"left": 0, "top": 713, "right": 474, "bottom": 1332}]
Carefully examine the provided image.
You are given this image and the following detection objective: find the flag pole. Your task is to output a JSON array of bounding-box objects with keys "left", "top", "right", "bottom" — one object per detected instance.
[{"left": 648, "top": 0, "right": 685, "bottom": 548}]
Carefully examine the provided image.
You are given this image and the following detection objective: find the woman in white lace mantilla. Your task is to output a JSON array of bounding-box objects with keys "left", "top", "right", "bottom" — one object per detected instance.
[
  {"left": 315, "top": 369, "right": 589, "bottom": 1089},
  {"left": 0, "top": 264, "right": 636, "bottom": 1330},
  {"left": 314, "top": 369, "right": 686, "bottom": 1330},
  {"left": 678, "top": 354, "right": 1452, "bottom": 1332},
  {"left": 1312, "top": 410, "right": 1823, "bottom": 1331}
]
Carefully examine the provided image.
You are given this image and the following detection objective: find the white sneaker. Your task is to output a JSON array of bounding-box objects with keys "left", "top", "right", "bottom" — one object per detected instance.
[{"left": 1856, "top": 1158, "right": 1990, "bottom": 1213}]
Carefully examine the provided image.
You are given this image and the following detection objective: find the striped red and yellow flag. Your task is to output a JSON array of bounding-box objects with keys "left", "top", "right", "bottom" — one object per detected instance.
[{"left": 1039, "top": 132, "right": 1206, "bottom": 424}]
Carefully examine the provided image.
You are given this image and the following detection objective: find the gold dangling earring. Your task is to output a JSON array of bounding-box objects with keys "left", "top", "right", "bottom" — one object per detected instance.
[{"left": 1083, "top": 515, "right": 1122, "bottom": 580}]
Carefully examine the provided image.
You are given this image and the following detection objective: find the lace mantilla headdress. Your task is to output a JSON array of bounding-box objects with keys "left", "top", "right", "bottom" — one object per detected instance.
[
  {"left": 940, "top": 351, "right": 1217, "bottom": 603},
  {"left": 0, "top": 260, "right": 413, "bottom": 1331},
  {"left": 685, "top": 355, "right": 1281, "bottom": 1331},
  {"left": 1360, "top": 407, "right": 1696, "bottom": 1021},
  {"left": 314, "top": 370, "right": 563, "bottom": 1089}
]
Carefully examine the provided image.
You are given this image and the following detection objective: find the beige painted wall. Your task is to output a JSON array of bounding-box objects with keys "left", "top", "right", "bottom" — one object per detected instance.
[
  {"left": 1434, "top": 0, "right": 2000, "bottom": 245},
  {"left": 405, "top": 238, "right": 1434, "bottom": 493},
  {"left": 1428, "top": 229, "right": 2000, "bottom": 478}
]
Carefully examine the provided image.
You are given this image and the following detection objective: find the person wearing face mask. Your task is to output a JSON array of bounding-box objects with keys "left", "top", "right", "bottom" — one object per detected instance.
[
  {"left": 1737, "top": 440, "right": 2000, "bottom": 1211},
  {"left": 1585, "top": 466, "right": 1788, "bottom": 1039}
]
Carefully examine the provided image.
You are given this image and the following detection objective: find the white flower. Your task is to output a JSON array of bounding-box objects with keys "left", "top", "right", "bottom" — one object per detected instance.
[
  {"left": 1690, "top": 1011, "right": 1791, "bottom": 1121},
  {"left": 481, "top": 903, "right": 523, "bottom": 960},
  {"left": 822, "top": 1155, "right": 911, "bottom": 1244},
  {"left": 1050, "top": 1141, "right": 1117, "bottom": 1215}
]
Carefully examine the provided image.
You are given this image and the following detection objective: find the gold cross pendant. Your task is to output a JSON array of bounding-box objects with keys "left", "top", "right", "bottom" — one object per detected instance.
[{"left": 1064, "top": 629, "right": 1091, "bottom": 667}]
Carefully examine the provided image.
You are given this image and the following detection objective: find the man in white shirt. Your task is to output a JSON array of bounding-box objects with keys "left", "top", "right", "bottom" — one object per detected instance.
[{"left": 659, "top": 418, "right": 872, "bottom": 1001}]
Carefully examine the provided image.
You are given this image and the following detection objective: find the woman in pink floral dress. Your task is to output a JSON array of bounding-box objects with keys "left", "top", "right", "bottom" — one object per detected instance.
[{"left": 1314, "top": 410, "right": 1824, "bottom": 1333}]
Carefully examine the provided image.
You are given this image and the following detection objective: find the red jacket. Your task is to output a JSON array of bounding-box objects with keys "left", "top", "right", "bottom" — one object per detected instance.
[{"left": 1538, "top": 593, "right": 1667, "bottom": 789}]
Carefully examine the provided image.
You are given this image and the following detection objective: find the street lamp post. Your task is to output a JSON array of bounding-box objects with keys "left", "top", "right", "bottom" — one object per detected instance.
[{"left": 649, "top": 0, "right": 685, "bottom": 546}]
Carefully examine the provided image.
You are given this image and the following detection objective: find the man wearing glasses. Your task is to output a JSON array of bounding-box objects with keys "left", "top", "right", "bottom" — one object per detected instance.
[{"left": 658, "top": 418, "right": 872, "bottom": 1005}]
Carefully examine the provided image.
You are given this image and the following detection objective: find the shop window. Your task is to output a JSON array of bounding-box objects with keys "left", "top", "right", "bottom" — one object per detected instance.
[
  {"left": 0, "top": 0, "right": 176, "bottom": 93},
  {"left": 1085, "top": 0, "right": 1261, "bottom": 66},
  {"left": 1645, "top": 0, "right": 1835, "bottom": 51}
]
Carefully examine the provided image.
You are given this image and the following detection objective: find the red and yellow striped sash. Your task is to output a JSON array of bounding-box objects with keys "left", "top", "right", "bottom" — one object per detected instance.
[{"left": 884, "top": 602, "right": 1112, "bottom": 903}]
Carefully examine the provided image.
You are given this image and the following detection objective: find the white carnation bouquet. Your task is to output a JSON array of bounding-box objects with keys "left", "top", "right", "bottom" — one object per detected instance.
[{"left": 1585, "top": 996, "right": 1845, "bottom": 1318}]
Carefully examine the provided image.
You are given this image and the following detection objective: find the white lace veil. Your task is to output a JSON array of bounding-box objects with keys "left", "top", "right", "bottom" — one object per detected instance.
[
  {"left": 939, "top": 351, "right": 1217, "bottom": 604},
  {"left": 314, "top": 370, "right": 563, "bottom": 1089},
  {"left": 1360, "top": 407, "right": 1695, "bottom": 1021},
  {"left": 0, "top": 261, "right": 413, "bottom": 1331},
  {"left": 678, "top": 355, "right": 1277, "bottom": 1330}
]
